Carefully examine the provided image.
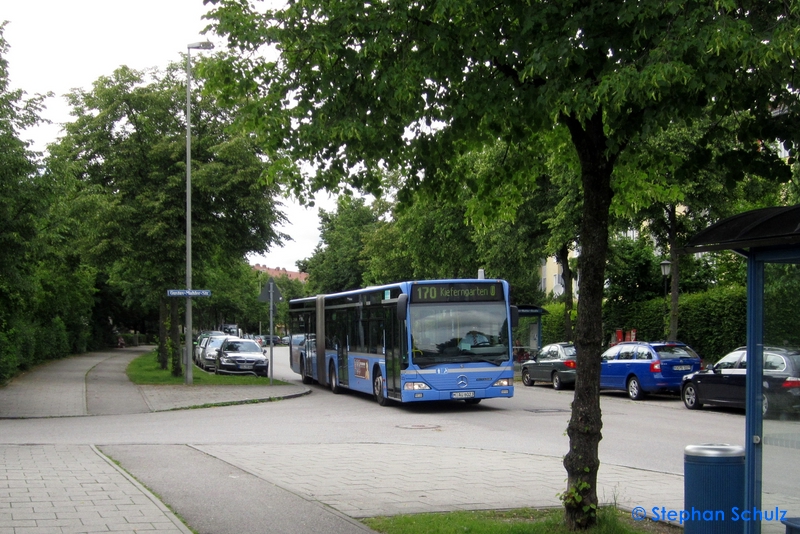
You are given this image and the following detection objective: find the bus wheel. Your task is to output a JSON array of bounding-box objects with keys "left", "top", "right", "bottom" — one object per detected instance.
[
  {"left": 373, "top": 369, "right": 388, "bottom": 406},
  {"left": 300, "top": 359, "right": 312, "bottom": 385},
  {"left": 464, "top": 398, "right": 481, "bottom": 405},
  {"left": 329, "top": 362, "right": 341, "bottom": 394}
]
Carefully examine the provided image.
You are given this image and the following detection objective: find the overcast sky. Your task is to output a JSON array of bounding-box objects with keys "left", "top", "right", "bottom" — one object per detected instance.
[{"left": 3, "top": 0, "right": 330, "bottom": 272}]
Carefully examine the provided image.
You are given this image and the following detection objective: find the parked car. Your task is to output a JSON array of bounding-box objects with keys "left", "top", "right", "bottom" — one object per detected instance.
[
  {"left": 600, "top": 341, "right": 702, "bottom": 400},
  {"left": 521, "top": 342, "right": 576, "bottom": 390},
  {"left": 681, "top": 347, "right": 800, "bottom": 417},
  {"left": 196, "top": 335, "right": 227, "bottom": 371},
  {"left": 194, "top": 330, "right": 224, "bottom": 360},
  {"left": 215, "top": 338, "right": 269, "bottom": 377},
  {"left": 260, "top": 335, "right": 283, "bottom": 346}
]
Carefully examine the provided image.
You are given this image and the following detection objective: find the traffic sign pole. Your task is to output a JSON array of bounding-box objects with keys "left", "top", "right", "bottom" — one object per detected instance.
[
  {"left": 166, "top": 289, "right": 211, "bottom": 385},
  {"left": 269, "top": 280, "right": 274, "bottom": 385},
  {"left": 257, "top": 277, "right": 282, "bottom": 385}
]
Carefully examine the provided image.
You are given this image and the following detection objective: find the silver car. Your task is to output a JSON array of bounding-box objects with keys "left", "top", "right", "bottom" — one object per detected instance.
[{"left": 196, "top": 336, "right": 226, "bottom": 371}]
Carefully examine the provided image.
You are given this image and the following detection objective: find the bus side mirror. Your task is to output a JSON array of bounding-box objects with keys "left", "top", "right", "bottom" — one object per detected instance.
[
  {"left": 510, "top": 306, "right": 519, "bottom": 328},
  {"left": 397, "top": 293, "right": 409, "bottom": 319}
]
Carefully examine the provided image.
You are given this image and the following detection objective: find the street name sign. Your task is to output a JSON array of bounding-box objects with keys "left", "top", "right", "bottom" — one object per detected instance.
[{"left": 167, "top": 289, "right": 212, "bottom": 297}]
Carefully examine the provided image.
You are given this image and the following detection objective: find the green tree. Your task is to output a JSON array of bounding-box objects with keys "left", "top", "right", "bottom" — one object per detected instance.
[
  {"left": 605, "top": 235, "right": 662, "bottom": 306},
  {"left": 49, "top": 63, "right": 287, "bottom": 372},
  {"left": 0, "top": 22, "right": 95, "bottom": 379},
  {"left": 0, "top": 23, "right": 45, "bottom": 351},
  {"left": 204, "top": 1, "right": 799, "bottom": 526},
  {"left": 612, "top": 114, "right": 790, "bottom": 340},
  {"left": 303, "top": 195, "right": 378, "bottom": 293}
]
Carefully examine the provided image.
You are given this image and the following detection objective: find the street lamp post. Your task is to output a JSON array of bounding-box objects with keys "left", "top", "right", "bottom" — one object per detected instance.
[
  {"left": 660, "top": 260, "right": 671, "bottom": 339},
  {"left": 185, "top": 40, "right": 214, "bottom": 385}
]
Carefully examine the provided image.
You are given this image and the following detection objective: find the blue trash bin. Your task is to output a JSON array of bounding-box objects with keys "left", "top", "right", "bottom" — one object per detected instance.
[{"left": 684, "top": 444, "right": 745, "bottom": 534}]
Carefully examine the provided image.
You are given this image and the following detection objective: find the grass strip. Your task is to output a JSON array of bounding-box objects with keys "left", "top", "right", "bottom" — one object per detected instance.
[
  {"left": 126, "top": 350, "right": 289, "bottom": 386},
  {"left": 362, "top": 507, "right": 681, "bottom": 534}
]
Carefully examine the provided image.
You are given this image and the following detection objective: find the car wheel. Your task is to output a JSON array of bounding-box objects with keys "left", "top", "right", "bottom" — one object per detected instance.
[
  {"left": 521, "top": 368, "right": 534, "bottom": 387},
  {"left": 552, "top": 372, "right": 564, "bottom": 391},
  {"left": 329, "top": 362, "right": 341, "bottom": 394},
  {"left": 373, "top": 368, "right": 388, "bottom": 406},
  {"left": 682, "top": 382, "right": 703, "bottom": 410},
  {"left": 627, "top": 376, "right": 645, "bottom": 400},
  {"left": 763, "top": 394, "right": 772, "bottom": 419}
]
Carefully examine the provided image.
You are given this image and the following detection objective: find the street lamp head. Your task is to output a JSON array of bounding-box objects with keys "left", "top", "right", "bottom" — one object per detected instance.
[
  {"left": 188, "top": 41, "right": 215, "bottom": 50},
  {"left": 660, "top": 260, "right": 671, "bottom": 277}
]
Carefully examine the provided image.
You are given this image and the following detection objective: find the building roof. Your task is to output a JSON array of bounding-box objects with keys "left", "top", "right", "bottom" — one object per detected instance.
[
  {"left": 684, "top": 204, "right": 800, "bottom": 254},
  {"left": 251, "top": 264, "right": 309, "bottom": 282}
]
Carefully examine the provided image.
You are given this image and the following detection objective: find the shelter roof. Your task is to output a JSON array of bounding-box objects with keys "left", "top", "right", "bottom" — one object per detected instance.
[{"left": 684, "top": 204, "right": 800, "bottom": 254}]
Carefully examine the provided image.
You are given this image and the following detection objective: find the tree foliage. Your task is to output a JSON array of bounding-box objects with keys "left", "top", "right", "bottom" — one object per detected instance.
[
  {"left": 47, "top": 61, "right": 288, "bottom": 371},
  {"left": 0, "top": 22, "right": 96, "bottom": 380},
  {"left": 303, "top": 195, "right": 379, "bottom": 293},
  {"left": 204, "top": 1, "right": 800, "bottom": 526}
]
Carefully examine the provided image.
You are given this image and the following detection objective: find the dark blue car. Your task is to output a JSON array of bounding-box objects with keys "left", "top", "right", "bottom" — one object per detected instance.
[{"left": 600, "top": 341, "right": 702, "bottom": 400}]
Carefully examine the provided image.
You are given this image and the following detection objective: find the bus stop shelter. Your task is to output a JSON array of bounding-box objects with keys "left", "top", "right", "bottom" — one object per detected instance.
[
  {"left": 685, "top": 204, "right": 800, "bottom": 534},
  {"left": 515, "top": 305, "right": 548, "bottom": 361}
]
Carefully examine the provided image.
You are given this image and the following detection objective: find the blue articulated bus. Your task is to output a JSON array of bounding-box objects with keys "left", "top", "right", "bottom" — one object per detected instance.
[{"left": 288, "top": 279, "right": 518, "bottom": 405}]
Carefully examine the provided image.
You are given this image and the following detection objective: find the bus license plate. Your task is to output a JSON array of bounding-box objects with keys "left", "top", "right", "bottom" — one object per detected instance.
[
  {"left": 674, "top": 365, "right": 691, "bottom": 371},
  {"left": 452, "top": 391, "right": 475, "bottom": 399}
]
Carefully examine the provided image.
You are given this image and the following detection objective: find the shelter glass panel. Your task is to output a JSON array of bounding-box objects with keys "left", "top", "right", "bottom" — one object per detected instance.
[{"left": 761, "top": 262, "right": 800, "bottom": 533}]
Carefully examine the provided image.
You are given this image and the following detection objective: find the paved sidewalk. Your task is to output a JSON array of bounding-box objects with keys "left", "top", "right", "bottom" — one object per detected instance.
[
  {"left": 0, "top": 347, "right": 326, "bottom": 534},
  {"left": 187, "top": 443, "right": 684, "bottom": 518},
  {"left": 0, "top": 347, "right": 309, "bottom": 418},
  {"left": 0, "top": 444, "right": 191, "bottom": 534}
]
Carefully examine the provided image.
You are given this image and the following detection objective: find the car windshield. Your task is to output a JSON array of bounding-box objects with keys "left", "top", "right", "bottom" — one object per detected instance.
[
  {"left": 655, "top": 345, "right": 699, "bottom": 360},
  {"left": 225, "top": 341, "right": 261, "bottom": 353},
  {"left": 563, "top": 345, "right": 577, "bottom": 357},
  {"left": 409, "top": 302, "right": 509, "bottom": 367},
  {"left": 207, "top": 338, "right": 225, "bottom": 349}
]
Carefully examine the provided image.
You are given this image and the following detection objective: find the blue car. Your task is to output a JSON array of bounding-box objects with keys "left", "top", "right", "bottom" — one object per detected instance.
[{"left": 600, "top": 341, "right": 702, "bottom": 400}]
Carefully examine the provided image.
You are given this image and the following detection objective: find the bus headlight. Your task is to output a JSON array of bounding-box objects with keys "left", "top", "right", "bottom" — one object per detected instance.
[
  {"left": 493, "top": 378, "right": 513, "bottom": 387},
  {"left": 403, "top": 382, "right": 431, "bottom": 390}
]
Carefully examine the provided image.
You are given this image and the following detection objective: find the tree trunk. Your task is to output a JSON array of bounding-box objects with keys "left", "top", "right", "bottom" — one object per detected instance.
[
  {"left": 562, "top": 113, "right": 614, "bottom": 529},
  {"left": 170, "top": 298, "right": 182, "bottom": 377},
  {"left": 667, "top": 204, "right": 679, "bottom": 341},
  {"left": 158, "top": 296, "right": 168, "bottom": 369},
  {"left": 557, "top": 243, "right": 574, "bottom": 342}
]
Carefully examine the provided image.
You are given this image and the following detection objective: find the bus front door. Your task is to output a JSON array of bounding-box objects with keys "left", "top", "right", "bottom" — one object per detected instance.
[{"left": 384, "top": 307, "right": 401, "bottom": 400}]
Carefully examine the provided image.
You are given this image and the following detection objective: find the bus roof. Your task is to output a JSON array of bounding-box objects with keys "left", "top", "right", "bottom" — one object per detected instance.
[{"left": 288, "top": 279, "right": 508, "bottom": 307}]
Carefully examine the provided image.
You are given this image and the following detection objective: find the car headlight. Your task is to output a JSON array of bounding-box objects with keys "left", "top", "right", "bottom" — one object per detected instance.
[
  {"left": 403, "top": 382, "right": 431, "bottom": 390},
  {"left": 493, "top": 378, "right": 513, "bottom": 387}
]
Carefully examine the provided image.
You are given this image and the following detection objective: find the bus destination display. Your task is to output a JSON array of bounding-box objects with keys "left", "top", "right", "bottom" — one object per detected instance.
[{"left": 411, "top": 282, "right": 504, "bottom": 303}]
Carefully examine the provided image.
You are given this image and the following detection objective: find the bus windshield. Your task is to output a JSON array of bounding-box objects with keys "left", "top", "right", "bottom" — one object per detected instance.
[{"left": 409, "top": 302, "right": 509, "bottom": 368}]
